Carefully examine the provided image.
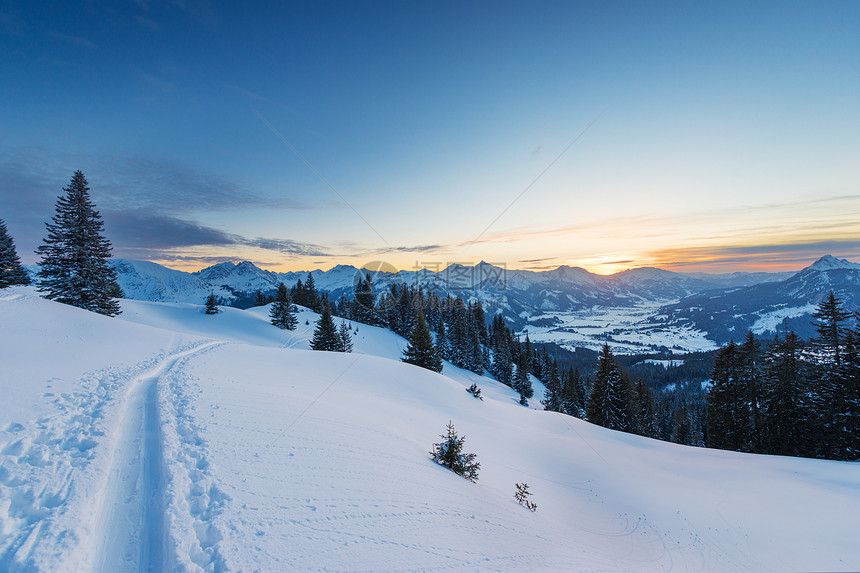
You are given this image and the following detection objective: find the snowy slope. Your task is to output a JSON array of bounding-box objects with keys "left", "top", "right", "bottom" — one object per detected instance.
[{"left": 2, "top": 287, "right": 859, "bottom": 571}]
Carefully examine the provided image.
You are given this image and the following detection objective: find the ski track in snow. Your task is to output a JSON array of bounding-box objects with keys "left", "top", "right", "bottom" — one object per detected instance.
[
  {"left": 90, "top": 341, "right": 223, "bottom": 572},
  {"left": 0, "top": 339, "right": 223, "bottom": 571}
]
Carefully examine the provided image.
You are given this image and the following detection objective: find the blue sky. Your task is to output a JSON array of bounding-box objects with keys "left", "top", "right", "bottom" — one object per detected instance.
[{"left": 1, "top": 1, "right": 858, "bottom": 273}]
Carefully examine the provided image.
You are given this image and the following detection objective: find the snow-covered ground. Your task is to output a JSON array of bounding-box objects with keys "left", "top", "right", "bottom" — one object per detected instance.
[
  {"left": 2, "top": 286, "right": 859, "bottom": 571},
  {"left": 523, "top": 302, "right": 718, "bottom": 354}
]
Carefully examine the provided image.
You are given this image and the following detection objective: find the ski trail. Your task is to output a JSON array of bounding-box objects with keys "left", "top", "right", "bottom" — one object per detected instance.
[
  {"left": 140, "top": 375, "right": 164, "bottom": 571},
  {"left": 91, "top": 342, "right": 220, "bottom": 572}
]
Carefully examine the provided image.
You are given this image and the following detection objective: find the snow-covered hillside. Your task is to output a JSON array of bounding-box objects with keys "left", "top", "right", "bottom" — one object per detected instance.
[{"left": 2, "top": 286, "right": 859, "bottom": 571}]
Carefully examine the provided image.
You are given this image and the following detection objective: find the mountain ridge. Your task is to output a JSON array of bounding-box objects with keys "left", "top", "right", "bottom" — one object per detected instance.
[{"left": 25, "top": 255, "right": 860, "bottom": 352}]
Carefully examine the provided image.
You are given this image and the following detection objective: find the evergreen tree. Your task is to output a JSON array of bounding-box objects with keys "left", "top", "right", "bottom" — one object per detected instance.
[
  {"left": 304, "top": 272, "right": 320, "bottom": 311},
  {"left": 448, "top": 297, "right": 470, "bottom": 369},
  {"left": 352, "top": 274, "right": 376, "bottom": 324},
  {"left": 826, "top": 329, "right": 860, "bottom": 459},
  {"left": 402, "top": 308, "right": 442, "bottom": 372},
  {"left": 269, "top": 282, "right": 298, "bottom": 330},
  {"left": 514, "top": 482, "right": 537, "bottom": 512},
  {"left": 468, "top": 323, "right": 484, "bottom": 375},
  {"left": 809, "top": 292, "right": 851, "bottom": 458},
  {"left": 430, "top": 421, "right": 480, "bottom": 482},
  {"left": 310, "top": 302, "right": 341, "bottom": 351},
  {"left": 435, "top": 316, "right": 450, "bottom": 361},
  {"left": 737, "top": 331, "right": 763, "bottom": 452},
  {"left": 631, "top": 378, "right": 657, "bottom": 437},
  {"left": 338, "top": 320, "right": 354, "bottom": 353},
  {"left": 0, "top": 219, "right": 30, "bottom": 287},
  {"left": 35, "top": 171, "right": 121, "bottom": 316},
  {"left": 395, "top": 285, "right": 414, "bottom": 338},
  {"left": 706, "top": 340, "right": 749, "bottom": 451},
  {"left": 586, "top": 344, "right": 629, "bottom": 431},
  {"left": 205, "top": 293, "right": 219, "bottom": 315},
  {"left": 291, "top": 278, "right": 305, "bottom": 306},
  {"left": 491, "top": 337, "right": 513, "bottom": 387},
  {"left": 253, "top": 290, "right": 267, "bottom": 307},
  {"left": 811, "top": 291, "right": 849, "bottom": 364},
  {"left": 466, "top": 383, "right": 483, "bottom": 400},
  {"left": 470, "top": 300, "right": 488, "bottom": 345},
  {"left": 670, "top": 402, "right": 693, "bottom": 445},
  {"left": 542, "top": 360, "right": 563, "bottom": 412},
  {"left": 513, "top": 353, "right": 533, "bottom": 403},
  {"left": 762, "top": 332, "right": 811, "bottom": 456}
]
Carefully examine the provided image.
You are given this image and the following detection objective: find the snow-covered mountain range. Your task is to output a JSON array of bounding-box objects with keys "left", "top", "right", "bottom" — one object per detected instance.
[
  {"left": 654, "top": 254, "right": 860, "bottom": 343},
  {"left": 27, "top": 255, "right": 857, "bottom": 352}
]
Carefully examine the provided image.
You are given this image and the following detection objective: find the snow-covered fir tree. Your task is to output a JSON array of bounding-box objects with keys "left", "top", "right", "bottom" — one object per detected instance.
[
  {"left": 402, "top": 308, "right": 442, "bottom": 372},
  {"left": 35, "top": 171, "right": 121, "bottom": 316},
  {"left": 430, "top": 421, "right": 480, "bottom": 482},
  {"left": 706, "top": 340, "right": 747, "bottom": 451},
  {"left": 587, "top": 343, "right": 629, "bottom": 431},
  {"left": 205, "top": 293, "right": 219, "bottom": 314},
  {"left": 737, "top": 331, "right": 763, "bottom": 452},
  {"left": 0, "top": 219, "right": 30, "bottom": 288},
  {"left": 303, "top": 271, "right": 320, "bottom": 311},
  {"left": 269, "top": 282, "right": 298, "bottom": 330},
  {"left": 434, "top": 316, "right": 449, "bottom": 361},
  {"left": 338, "top": 320, "right": 353, "bottom": 353},
  {"left": 351, "top": 273, "right": 376, "bottom": 325},
  {"left": 762, "top": 331, "right": 811, "bottom": 457},
  {"left": 542, "top": 360, "right": 563, "bottom": 412},
  {"left": 310, "top": 302, "right": 342, "bottom": 351},
  {"left": 513, "top": 356, "right": 532, "bottom": 406}
]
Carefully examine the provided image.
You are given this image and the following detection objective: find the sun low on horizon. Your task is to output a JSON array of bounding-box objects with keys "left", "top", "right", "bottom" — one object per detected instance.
[{"left": 1, "top": 1, "right": 858, "bottom": 277}]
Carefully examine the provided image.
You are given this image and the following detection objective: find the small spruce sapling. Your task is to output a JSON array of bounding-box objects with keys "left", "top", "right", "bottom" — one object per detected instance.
[
  {"left": 514, "top": 482, "right": 537, "bottom": 512},
  {"left": 430, "top": 421, "right": 480, "bottom": 482},
  {"left": 205, "top": 293, "right": 219, "bottom": 315},
  {"left": 466, "top": 383, "right": 483, "bottom": 400}
]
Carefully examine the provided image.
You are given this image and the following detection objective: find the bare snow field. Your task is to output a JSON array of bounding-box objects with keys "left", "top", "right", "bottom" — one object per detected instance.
[{"left": 1, "top": 285, "right": 859, "bottom": 571}]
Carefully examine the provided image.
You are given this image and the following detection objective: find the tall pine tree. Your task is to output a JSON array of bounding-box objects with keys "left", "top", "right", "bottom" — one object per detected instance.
[
  {"left": 706, "top": 340, "right": 749, "bottom": 451},
  {"left": 762, "top": 332, "right": 811, "bottom": 457},
  {"left": 269, "top": 282, "right": 298, "bottom": 330},
  {"left": 402, "top": 308, "right": 442, "bottom": 372},
  {"left": 435, "top": 316, "right": 449, "bottom": 361},
  {"left": 737, "top": 331, "right": 763, "bottom": 452},
  {"left": 0, "top": 219, "right": 30, "bottom": 287},
  {"left": 36, "top": 171, "right": 121, "bottom": 316},
  {"left": 310, "top": 302, "right": 341, "bottom": 351},
  {"left": 586, "top": 344, "right": 629, "bottom": 431},
  {"left": 809, "top": 292, "right": 852, "bottom": 459}
]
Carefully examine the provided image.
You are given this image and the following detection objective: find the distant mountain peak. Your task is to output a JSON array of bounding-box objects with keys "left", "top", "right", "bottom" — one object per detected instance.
[{"left": 807, "top": 255, "right": 860, "bottom": 272}]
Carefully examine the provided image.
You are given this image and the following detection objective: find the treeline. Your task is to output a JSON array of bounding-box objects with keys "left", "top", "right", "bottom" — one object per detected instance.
[
  {"left": 706, "top": 292, "right": 860, "bottom": 460},
  {"left": 251, "top": 273, "right": 325, "bottom": 312}
]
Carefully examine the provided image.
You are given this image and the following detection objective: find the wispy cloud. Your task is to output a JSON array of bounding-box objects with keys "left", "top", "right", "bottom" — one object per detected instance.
[
  {"left": 0, "top": 145, "right": 316, "bottom": 262},
  {"left": 135, "top": 15, "right": 160, "bottom": 32},
  {"left": 106, "top": 211, "right": 331, "bottom": 261},
  {"left": 647, "top": 240, "right": 860, "bottom": 272},
  {"left": 225, "top": 83, "right": 299, "bottom": 116},
  {"left": 46, "top": 30, "right": 97, "bottom": 49}
]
